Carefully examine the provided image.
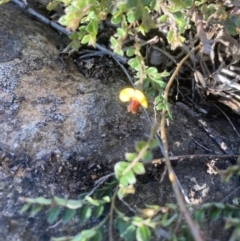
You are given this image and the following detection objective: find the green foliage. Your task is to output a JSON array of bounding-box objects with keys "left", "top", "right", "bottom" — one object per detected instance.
[
  {"left": 114, "top": 136, "right": 158, "bottom": 199},
  {"left": 0, "top": 0, "right": 9, "bottom": 4},
  {"left": 20, "top": 193, "right": 111, "bottom": 240}
]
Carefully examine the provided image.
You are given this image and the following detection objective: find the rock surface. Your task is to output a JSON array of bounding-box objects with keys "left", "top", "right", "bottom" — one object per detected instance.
[{"left": 0, "top": 3, "right": 150, "bottom": 162}]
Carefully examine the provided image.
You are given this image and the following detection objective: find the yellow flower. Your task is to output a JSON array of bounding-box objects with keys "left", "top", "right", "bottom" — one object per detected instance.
[{"left": 119, "top": 88, "right": 148, "bottom": 114}]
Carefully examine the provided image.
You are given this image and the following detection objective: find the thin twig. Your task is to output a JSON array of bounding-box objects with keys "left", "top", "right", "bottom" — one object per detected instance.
[
  {"left": 159, "top": 166, "right": 167, "bottom": 183},
  {"left": 152, "top": 153, "right": 239, "bottom": 165},
  {"left": 46, "top": 220, "right": 62, "bottom": 231},
  {"left": 176, "top": 102, "right": 235, "bottom": 155},
  {"left": 159, "top": 45, "right": 204, "bottom": 241},
  {"left": 122, "top": 140, "right": 151, "bottom": 175},
  {"left": 120, "top": 198, "right": 136, "bottom": 214},
  {"left": 78, "top": 51, "right": 105, "bottom": 59},
  {"left": 176, "top": 177, "right": 191, "bottom": 205},
  {"left": 109, "top": 187, "right": 118, "bottom": 241},
  {"left": 220, "top": 186, "right": 240, "bottom": 203},
  {"left": 191, "top": 137, "right": 212, "bottom": 152},
  {"left": 173, "top": 213, "right": 183, "bottom": 235},
  {"left": 213, "top": 103, "right": 240, "bottom": 138},
  {"left": 87, "top": 173, "right": 115, "bottom": 197}
]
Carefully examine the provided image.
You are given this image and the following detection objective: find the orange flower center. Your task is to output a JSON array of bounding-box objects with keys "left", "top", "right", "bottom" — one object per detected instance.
[{"left": 127, "top": 98, "right": 141, "bottom": 114}]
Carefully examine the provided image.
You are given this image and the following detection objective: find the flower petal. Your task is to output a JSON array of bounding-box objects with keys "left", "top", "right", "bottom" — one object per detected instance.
[
  {"left": 134, "top": 89, "right": 148, "bottom": 108},
  {"left": 119, "top": 88, "right": 148, "bottom": 109},
  {"left": 119, "top": 88, "right": 135, "bottom": 102}
]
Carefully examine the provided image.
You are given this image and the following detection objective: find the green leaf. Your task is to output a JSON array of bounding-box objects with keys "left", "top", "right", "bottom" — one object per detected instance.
[
  {"left": 85, "top": 196, "right": 100, "bottom": 206},
  {"left": 132, "top": 216, "right": 143, "bottom": 222},
  {"left": 111, "top": 15, "right": 122, "bottom": 24},
  {"left": 47, "top": 1, "right": 60, "bottom": 11},
  {"left": 166, "top": 203, "right": 178, "bottom": 210},
  {"left": 156, "top": 103, "right": 164, "bottom": 111},
  {"left": 20, "top": 204, "right": 31, "bottom": 214},
  {"left": 135, "top": 141, "right": 147, "bottom": 152},
  {"left": 135, "top": 4, "right": 143, "bottom": 20},
  {"left": 0, "top": 0, "right": 10, "bottom": 4},
  {"left": 81, "top": 229, "right": 97, "bottom": 238},
  {"left": 92, "top": 205, "right": 104, "bottom": 218},
  {"left": 165, "top": 104, "right": 172, "bottom": 119},
  {"left": 30, "top": 204, "right": 42, "bottom": 216},
  {"left": 119, "top": 174, "right": 129, "bottom": 187},
  {"left": 115, "top": 218, "right": 136, "bottom": 241},
  {"left": 127, "top": 0, "right": 137, "bottom": 8},
  {"left": 52, "top": 237, "right": 73, "bottom": 241},
  {"left": 146, "top": 67, "right": 158, "bottom": 75},
  {"left": 193, "top": 210, "right": 205, "bottom": 223},
  {"left": 127, "top": 12, "right": 135, "bottom": 23},
  {"left": 117, "top": 28, "right": 126, "bottom": 38},
  {"left": 235, "top": 18, "right": 240, "bottom": 27},
  {"left": 141, "top": 150, "right": 153, "bottom": 162},
  {"left": 170, "top": 0, "right": 186, "bottom": 8},
  {"left": 155, "top": 95, "right": 162, "bottom": 104},
  {"left": 149, "top": 139, "right": 158, "bottom": 149},
  {"left": 213, "top": 203, "right": 225, "bottom": 209},
  {"left": 25, "top": 197, "right": 51, "bottom": 205},
  {"left": 172, "top": 11, "right": 186, "bottom": 33},
  {"left": 66, "top": 200, "right": 83, "bottom": 209},
  {"left": 78, "top": 193, "right": 88, "bottom": 200},
  {"left": 120, "top": 170, "right": 136, "bottom": 185},
  {"left": 81, "top": 35, "right": 91, "bottom": 44},
  {"left": 162, "top": 213, "right": 178, "bottom": 227},
  {"left": 54, "top": 196, "right": 67, "bottom": 206},
  {"left": 133, "top": 163, "right": 145, "bottom": 175},
  {"left": 114, "top": 161, "right": 129, "bottom": 179},
  {"left": 152, "top": 79, "right": 166, "bottom": 88},
  {"left": 142, "top": 0, "right": 152, "bottom": 6},
  {"left": 160, "top": 70, "right": 170, "bottom": 77},
  {"left": 110, "top": 37, "right": 118, "bottom": 47},
  {"left": 86, "top": 21, "right": 98, "bottom": 33},
  {"left": 89, "top": 230, "right": 102, "bottom": 241},
  {"left": 102, "top": 196, "right": 110, "bottom": 203},
  {"left": 159, "top": 14, "right": 168, "bottom": 23},
  {"left": 47, "top": 207, "right": 61, "bottom": 224},
  {"left": 125, "top": 152, "right": 137, "bottom": 162},
  {"left": 79, "top": 205, "right": 92, "bottom": 222},
  {"left": 126, "top": 47, "right": 135, "bottom": 57},
  {"left": 121, "top": 224, "right": 136, "bottom": 241},
  {"left": 117, "top": 185, "right": 135, "bottom": 199},
  {"left": 209, "top": 207, "right": 221, "bottom": 221},
  {"left": 71, "top": 233, "right": 85, "bottom": 241},
  {"left": 167, "top": 30, "right": 174, "bottom": 45},
  {"left": 62, "top": 208, "right": 76, "bottom": 223},
  {"left": 72, "top": 229, "right": 96, "bottom": 241},
  {"left": 136, "top": 225, "right": 151, "bottom": 241},
  {"left": 201, "top": 203, "right": 213, "bottom": 209},
  {"left": 128, "top": 58, "right": 139, "bottom": 69},
  {"left": 115, "top": 49, "right": 124, "bottom": 56}
]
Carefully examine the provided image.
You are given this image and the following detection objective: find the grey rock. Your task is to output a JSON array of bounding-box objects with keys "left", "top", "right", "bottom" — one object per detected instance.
[{"left": 0, "top": 3, "right": 149, "bottom": 162}]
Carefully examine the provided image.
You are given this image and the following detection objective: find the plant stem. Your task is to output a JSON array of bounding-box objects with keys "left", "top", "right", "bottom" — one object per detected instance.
[
  {"left": 109, "top": 186, "right": 119, "bottom": 241},
  {"left": 122, "top": 142, "right": 150, "bottom": 175},
  {"left": 160, "top": 45, "right": 204, "bottom": 241}
]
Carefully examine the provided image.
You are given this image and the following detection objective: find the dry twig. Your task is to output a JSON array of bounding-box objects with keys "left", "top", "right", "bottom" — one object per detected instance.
[
  {"left": 159, "top": 45, "right": 204, "bottom": 241},
  {"left": 213, "top": 103, "right": 240, "bottom": 138},
  {"left": 152, "top": 154, "right": 239, "bottom": 165}
]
